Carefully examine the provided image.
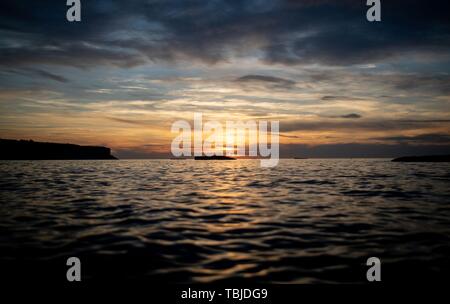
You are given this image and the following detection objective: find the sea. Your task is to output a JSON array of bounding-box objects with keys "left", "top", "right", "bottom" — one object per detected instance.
[{"left": 0, "top": 159, "right": 449, "bottom": 283}]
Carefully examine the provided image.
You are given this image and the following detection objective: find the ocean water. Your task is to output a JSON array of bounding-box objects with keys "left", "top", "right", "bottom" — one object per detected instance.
[{"left": 0, "top": 159, "right": 449, "bottom": 283}]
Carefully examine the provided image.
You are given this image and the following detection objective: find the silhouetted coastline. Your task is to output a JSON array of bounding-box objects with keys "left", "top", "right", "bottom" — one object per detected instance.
[
  {"left": 392, "top": 155, "right": 450, "bottom": 162},
  {"left": 0, "top": 139, "right": 117, "bottom": 160}
]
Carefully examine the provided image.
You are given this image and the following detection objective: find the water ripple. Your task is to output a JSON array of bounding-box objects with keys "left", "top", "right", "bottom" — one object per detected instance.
[{"left": 1, "top": 159, "right": 449, "bottom": 283}]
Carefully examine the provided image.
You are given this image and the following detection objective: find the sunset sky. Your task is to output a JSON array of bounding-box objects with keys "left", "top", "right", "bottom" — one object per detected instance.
[{"left": 1, "top": 0, "right": 450, "bottom": 158}]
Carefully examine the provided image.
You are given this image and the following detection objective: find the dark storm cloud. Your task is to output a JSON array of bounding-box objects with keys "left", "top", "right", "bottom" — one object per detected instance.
[{"left": 0, "top": 0, "right": 449, "bottom": 68}]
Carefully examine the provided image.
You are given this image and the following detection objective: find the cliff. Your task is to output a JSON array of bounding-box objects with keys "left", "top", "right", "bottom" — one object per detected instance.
[{"left": 0, "top": 139, "right": 117, "bottom": 160}]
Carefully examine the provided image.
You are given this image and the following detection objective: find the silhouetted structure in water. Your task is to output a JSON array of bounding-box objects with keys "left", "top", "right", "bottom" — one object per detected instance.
[
  {"left": 392, "top": 155, "right": 450, "bottom": 162},
  {"left": 194, "top": 155, "right": 236, "bottom": 160},
  {"left": 0, "top": 139, "right": 117, "bottom": 160}
]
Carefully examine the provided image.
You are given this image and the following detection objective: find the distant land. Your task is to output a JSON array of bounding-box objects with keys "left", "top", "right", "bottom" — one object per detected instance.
[
  {"left": 0, "top": 139, "right": 117, "bottom": 160},
  {"left": 194, "top": 155, "right": 236, "bottom": 160},
  {"left": 392, "top": 155, "right": 450, "bottom": 162}
]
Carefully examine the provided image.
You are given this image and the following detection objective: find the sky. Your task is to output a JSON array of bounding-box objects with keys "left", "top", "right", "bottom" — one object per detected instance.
[{"left": 1, "top": 0, "right": 450, "bottom": 158}]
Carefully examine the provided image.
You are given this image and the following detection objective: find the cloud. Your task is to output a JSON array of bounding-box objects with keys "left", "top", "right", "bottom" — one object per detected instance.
[
  {"left": 398, "top": 119, "right": 450, "bottom": 123},
  {"left": 280, "top": 119, "right": 449, "bottom": 133},
  {"left": 319, "top": 113, "right": 362, "bottom": 119},
  {"left": 339, "top": 113, "right": 362, "bottom": 119},
  {"left": 105, "top": 117, "right": 159, "bottom": 126},
  {"left": 0, "top": 0, "right": 449, "bottom": 68},
  {"left": 0, "top": 43, "right": 146, "bottom": 69},
  {"left": 1, "top": 68, "right": 69, "bottom": 83},
  {"left": 375, "top": 133, "right": 450, "bottom": 144},
  {"left": 236, "top": 75, "right": 295, "bottom": 89},
  {"left": 30, "top": 69, "right": 69, "bottom": 83},
  {"left": 321, "top": 96, "right": 366, "bottom": 101},
  {"left": 279, "top": 133, "right": 301, "bottom": 139},
  {"left": 387, "top": 74, "right": 450, "bottom": 94}
]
